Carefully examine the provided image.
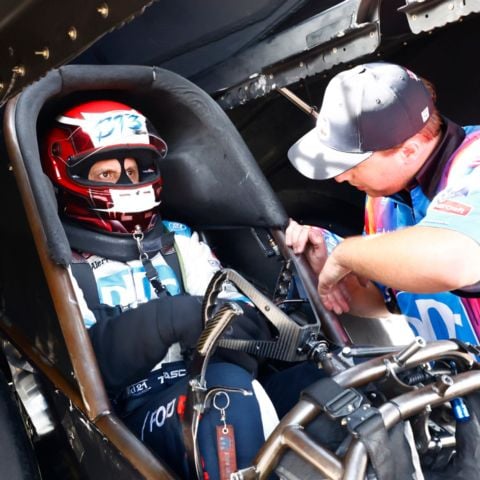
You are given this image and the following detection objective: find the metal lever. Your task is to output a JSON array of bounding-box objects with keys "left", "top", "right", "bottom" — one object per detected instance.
[
  {"left": 183, "top": 301, "right": 245, "bottom": 480},
  {"left": 203, "top": 268, "right": 321, "bottom": 362}
]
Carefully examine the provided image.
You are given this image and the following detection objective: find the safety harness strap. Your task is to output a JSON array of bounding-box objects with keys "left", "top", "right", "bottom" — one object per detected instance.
[
  {"left": 71, "top": 251, "right": 102, "bottom": 306},
  {"left": 141, "top": 255, "right": 169, "bottom": 297},
  {"left": 302, "top": 377, "right": 394, "bottom": 480}
]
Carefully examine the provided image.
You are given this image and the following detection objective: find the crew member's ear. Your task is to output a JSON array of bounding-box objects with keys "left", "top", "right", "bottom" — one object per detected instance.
[{"left": 398, "top": 138, "right": 421, "bottom": 166}]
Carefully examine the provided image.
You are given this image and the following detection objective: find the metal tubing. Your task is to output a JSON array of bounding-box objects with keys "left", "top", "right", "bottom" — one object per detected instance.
[
  {"left": 97, "top": 415, "right": 176, "bottom": 479},
  {"left": 4, "top": 98, "right": 110, "bottom": 421},
  {"left": 342, "top": 441, "right": 368, "bottom": 480},
  {"left": 253, "top": 400, "right": 320, "bottom": 479},
  {"left": 334, "top": 340, "right": 473, "bottom": 388},
  {"left": 344, "top": 372, "right": 480, "bottom": 475},
  {"left": 253, "top": 342, "right": 478, "bottom": 479},
  {"left": 0, "top": 320, "right": 84, "bottom": 410},
  {"left": 434, "top": 375, "right": 454, "bottom": 396},
  {"left": 389, "top": 370, "right": 480, "bottom": 420},
  {"left": 393, "top": 336, "right": 426, "bottom": 365},
  {"left": 275, "top": 87, "right": 319, "bottom": 119},
  {"left": 282, "top": 426, "right": 343, "bottom": 480}
]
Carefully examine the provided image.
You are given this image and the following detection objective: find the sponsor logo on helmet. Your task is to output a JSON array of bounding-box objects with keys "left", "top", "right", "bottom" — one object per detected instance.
[
  {"left": 58, "top": 109, "right": 150, "bottom": 148},
  {"left": 83, "top": 110, "right": 150, "bottom": 148}
]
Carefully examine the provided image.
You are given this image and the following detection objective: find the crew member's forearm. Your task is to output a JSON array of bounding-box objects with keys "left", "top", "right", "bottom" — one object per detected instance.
[{"left": 332, "top": 226, "right": 480, "bottom": 293}]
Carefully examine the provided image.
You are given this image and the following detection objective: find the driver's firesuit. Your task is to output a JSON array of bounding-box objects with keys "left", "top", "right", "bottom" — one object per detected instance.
[
  {"left": 71, "top": 219, "right": 278, "bottom": 480},
  {"left": 41, "top": 99, "right": 278, "bottom": 480}
]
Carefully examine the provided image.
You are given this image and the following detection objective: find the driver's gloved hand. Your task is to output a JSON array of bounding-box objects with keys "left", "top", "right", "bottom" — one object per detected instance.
[
  {"left": 89, "top": 294, "right": 272, "bottom": 395},
  {"left": 213, "top": 302, "right": 274, "bottom": 376},
  {"left": 160, "top": 294, "right": 204, "bottom": 350},
  {"left": 89, "top": 294, "right": 203, "bottom": 396}
]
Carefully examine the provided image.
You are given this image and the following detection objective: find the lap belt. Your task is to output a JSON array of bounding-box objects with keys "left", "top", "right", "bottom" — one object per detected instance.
[
  {"left": 117, "top": 361, "right": 187, "bottom": 416},
  {"left": 302, "top": 377, "right": 394, "bottom": 480}
]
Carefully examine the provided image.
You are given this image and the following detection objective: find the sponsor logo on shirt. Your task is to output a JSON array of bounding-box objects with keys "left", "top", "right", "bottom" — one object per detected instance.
[
  {"left": 89, "top": 257, "right": 109, "bottom": 270},
  {"left": 128, "top": 379, "right": 151, "bottom": 396},
  {"left": 156, "top": 368, "right": 187, "bottom": 384},
  {"left": 432, "top": 199, "right": 472, "bottom": 216}
]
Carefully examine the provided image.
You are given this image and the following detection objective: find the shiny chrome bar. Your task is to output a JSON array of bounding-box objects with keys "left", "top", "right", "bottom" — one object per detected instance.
[
  {"left": 248, "top": 340, "right": 479, "bottom": 479},
  {"left": 342, "top": 370, "right": 480, "bottom": 478},
  {"left": 334, "top": 340, "right": 473, "bottom": 388},
  {"left": 283, "top": 426, "right": 343, "bottom": 479}
]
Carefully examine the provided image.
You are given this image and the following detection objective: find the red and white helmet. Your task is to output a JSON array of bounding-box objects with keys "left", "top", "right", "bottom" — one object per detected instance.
[{"left": 42, "top": 100, "right": 167, "bottom": 234}]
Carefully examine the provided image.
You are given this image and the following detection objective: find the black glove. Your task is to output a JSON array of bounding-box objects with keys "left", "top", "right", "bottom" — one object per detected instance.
[
  {"left": 89, "top": 294, "right": 203, "bottom": 395},
  {"left": 213, "top": 302, "right": 274, "bottom": 375}
]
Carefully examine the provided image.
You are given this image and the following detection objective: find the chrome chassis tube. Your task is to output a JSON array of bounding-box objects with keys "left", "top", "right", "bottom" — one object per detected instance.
[{"left": 232, "top": 339, "right": 478, "bottom": 480}]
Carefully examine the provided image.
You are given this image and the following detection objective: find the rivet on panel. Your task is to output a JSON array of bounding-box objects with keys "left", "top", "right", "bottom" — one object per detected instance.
[
  {"left": 68, "top": 27, "right": 78, "bottom": 41},
  {"left": 34, "top": 47, "right": 50, "bottom": 60},
  {"left": 12, "top": 65, "right": 26, "bottom": 77},
  {"left": 97, "top": 3, "right": 109, "bottom": 18}
]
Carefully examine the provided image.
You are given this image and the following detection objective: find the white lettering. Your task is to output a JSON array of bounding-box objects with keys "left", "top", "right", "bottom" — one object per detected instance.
[
  {"left": 150, "top": 405, "right": 166, "bottom": 431},
  {"left": 147, "top": 398, "right": 177, "bottom": 433},
  {"left": 166, "top": 399, "right": 175, "bottom": 417},
  {"left": 98, "top": 273, "right": 137, "bottom": 305},
  {"left": 128, "top": 380, "right": 149, "bottom": 396},
  {"left": 407, "top": 299, "right": 461, "bottom": 341},
  {"left": 100, "top": 284, "right": 129, "bottom": 305}
]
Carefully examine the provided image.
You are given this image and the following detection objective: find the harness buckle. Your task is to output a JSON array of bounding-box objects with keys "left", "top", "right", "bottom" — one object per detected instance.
[{"left": 323, "top": 388, "right": 364, "bottom": 419}]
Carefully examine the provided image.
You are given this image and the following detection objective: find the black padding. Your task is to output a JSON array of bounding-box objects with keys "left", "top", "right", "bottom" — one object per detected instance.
[
  {"left": 11, "top": 65, "right": 288, "bottom": 266},
  {"left": 64, "top": 220, "right": 173, "bottom": 262},
  {"left": 12, "top": 70, "right": 71, "bottom": 266},
  {"left": 425, "top": 392, "right": 480, "bottom": 479}
]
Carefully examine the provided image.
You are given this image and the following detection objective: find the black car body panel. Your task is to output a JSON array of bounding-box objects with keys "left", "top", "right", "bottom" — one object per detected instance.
[{"left": 1, "top": 1, "right": 480, "bottom": 479}]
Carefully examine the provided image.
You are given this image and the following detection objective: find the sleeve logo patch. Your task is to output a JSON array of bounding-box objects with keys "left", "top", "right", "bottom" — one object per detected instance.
[{"left": 432, "top": 199, "right": 472, "bottom": 216}]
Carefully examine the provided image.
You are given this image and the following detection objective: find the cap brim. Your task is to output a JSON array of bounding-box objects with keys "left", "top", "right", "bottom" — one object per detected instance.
[{"left": 287, "top": 128, "right": 372, "bottom": 180}]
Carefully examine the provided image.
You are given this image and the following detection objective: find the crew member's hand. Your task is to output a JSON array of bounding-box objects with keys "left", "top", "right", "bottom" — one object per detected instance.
[
  {"left": 317, "top": 253, "right": 353, "bottom": 314},
  {"left": 286, "top": 219, "right": 354, "bottom": 313},
  {"left": 285, "top": 219, "right": 328, "bottom": 275}
]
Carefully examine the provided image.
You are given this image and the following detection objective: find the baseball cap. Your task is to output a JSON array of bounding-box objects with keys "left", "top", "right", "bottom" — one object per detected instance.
[{"left": 288, "top": 62, "right": 435, "bottom": 180}]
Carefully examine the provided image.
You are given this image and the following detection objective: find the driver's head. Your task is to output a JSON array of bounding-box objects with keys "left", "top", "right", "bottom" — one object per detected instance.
[
  {"left": 87, "top": 157, "right": 140, "bottom": 184},
  {"left": 42, "top": 100, "right": 167, "bottom": 234}
]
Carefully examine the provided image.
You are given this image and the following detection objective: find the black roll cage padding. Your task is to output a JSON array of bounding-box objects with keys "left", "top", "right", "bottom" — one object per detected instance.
[
  {"left": 12, "top": 64, "right": 289, "bottom": 267},
  {"left": 12, "top": 63, "right": 352, "bottom": 347}
]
